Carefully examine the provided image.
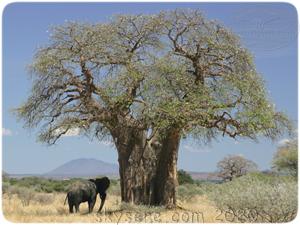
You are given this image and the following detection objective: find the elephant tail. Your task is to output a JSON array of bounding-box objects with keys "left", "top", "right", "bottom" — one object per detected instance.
[{"left": 64, "top": 193, "right": 70, "bottom": 205}]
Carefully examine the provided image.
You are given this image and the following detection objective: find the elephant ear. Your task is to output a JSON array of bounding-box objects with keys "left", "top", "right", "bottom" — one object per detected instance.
[
  {"left": 96, "top": 177, "right": 110, "bottom": 194},
  {"left": 88, "top": 179, "right": 97, "bottom": 186}
]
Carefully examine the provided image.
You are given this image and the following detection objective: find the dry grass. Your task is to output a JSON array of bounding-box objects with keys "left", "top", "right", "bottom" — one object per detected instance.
[{"left": 2, "top": 193, "right": 225, "bottom": 223}]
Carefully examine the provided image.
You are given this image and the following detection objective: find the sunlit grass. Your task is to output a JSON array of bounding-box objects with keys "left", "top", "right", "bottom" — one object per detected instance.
[
  {"left": 2, "top": 193, "right": 224, "bottom": 223},
  {"left": 0, "top": 194, "right": 292, "bottom": 224}
]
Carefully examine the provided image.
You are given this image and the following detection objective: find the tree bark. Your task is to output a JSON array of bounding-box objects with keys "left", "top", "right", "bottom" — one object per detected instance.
[{"left": 111, "top": 125, "right": 181, "bottom": 207}]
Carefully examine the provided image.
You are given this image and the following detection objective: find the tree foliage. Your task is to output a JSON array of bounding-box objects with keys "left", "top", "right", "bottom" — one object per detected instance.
[
  {"left": 177, "top": 169, "right": 194, "bottom": 185},
  {"left": 2, "top": 182, "right": 11, "bottom": 194},
  {"left": 271, "top": 138, "right": 298, "bottom": 176},
  {"left": 208, "top": 154, "right": 258, "bottom": 181},
  {"left": 11, "top": 8, "right": 294, "bottom": 147}
]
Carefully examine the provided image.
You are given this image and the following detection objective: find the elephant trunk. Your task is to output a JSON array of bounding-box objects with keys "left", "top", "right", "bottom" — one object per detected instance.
[{"left": 98, "top": 193, "right": 107, "bottom": 212}]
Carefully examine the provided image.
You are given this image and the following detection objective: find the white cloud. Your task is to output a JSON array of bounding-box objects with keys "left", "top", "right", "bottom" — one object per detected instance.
[
  {"left": 88, "top": 141, "right": 114, "bottom": 147},
  {"left": 234, "top": 141, "right": 239, "bottom": 145},
  {"left": 15, "top": 131, "right": 19, "bottom": 135},
  {"left": 2, "top": 128, "right": 13, "bottom": 136},
  {"left": 64, "top": 147, "right": 71, "bottom": 150},
  {"left": 184, "top": 145, "right": 211, "bottom": 152},
  {"left": 54, "top": 128, "right": 80, "bottom": 137},
  {"left": 295, "top": 128, "right": 300, "bottom": 133},
  {"left": 278, "top": 139, "right": 290, "bottom": 145},
  {"left": 239, "top": 153, "right": 244, "bottom": 157}
]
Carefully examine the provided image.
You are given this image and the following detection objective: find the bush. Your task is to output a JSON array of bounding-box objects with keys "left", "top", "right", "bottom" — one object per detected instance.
[
  {"left": 205, "top": 175, "right": 297, "bottom": 223},
  {"left": 10, "top": 186, "right": 36, "bottom": 206},
  {"left": 18, "top": 183, "right": 30, "bottom": 188},
  {"left": 35, "top": 188, "right": 43, "bottom": 192},
  {"left": 110, "top": 179, "right": 118, "bottom": 186},
  {"left": 2, "top": 179, "right": 9, "bottom": 183},
  {"left": 52, "top": 183, "right": 65, "bottom": 192},
  {"left": 42, "top": 185, "right": 54, "bottom": 193},
  {"left": 36, "top": 194, "right": 55, "bottom": 205},
  {"left": 2, "top": 182, "right": 11, "bottom": 194},
  {"left": 178, "top": 169, "right": 194, "bottom": 185},
  {"left": 107, "top": 181, "right": 121, "bottom": 196},
  {"left": 177, "top": 185, "right": 203, "bottom": 202},
  {"left": 194, "top": 180, "right": 202, "bottom": 186},
  {"left": 64, "top": 184, "right": 71, "bottom": 193},
  {"left": 9, "top": 178, "right": 19, "bottom": 185}
]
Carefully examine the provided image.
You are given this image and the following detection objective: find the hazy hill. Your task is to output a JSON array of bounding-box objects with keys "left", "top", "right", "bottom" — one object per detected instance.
[{"left": 43, "top": 158, "right": 119, "bottom": 175}]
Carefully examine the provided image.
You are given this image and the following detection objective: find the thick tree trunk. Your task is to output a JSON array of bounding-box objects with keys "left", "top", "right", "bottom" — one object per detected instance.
[{"left": 112, "top": 126, "right": 181, "bottom": 207}]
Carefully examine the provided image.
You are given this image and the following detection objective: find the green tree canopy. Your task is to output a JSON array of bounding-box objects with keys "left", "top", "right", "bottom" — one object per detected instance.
[
  {"left": 11, "top": 8, "right": 294, "bottom": 146},
  {"left": 271, "top": 138, "right": 298, "bottom": 176},
  {"left": 178, "top": 169, "right": 194, "bottom": 185}
]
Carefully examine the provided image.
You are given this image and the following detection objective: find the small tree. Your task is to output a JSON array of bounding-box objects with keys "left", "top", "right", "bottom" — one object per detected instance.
[
  {"left": 17, "top": 187, "right": 36, "bottom": 207},
  {"left": 178, "top": 169, "right": 194, "bottom": 185},
  {"left": 0, "top": 181, "right": 10, "bottom": 205},
  {"left": 209, "top": 154, "right": 258, "bottom": 181},
  {"left": 52, "top": 183, "right": 65, "bottom": 192},
  {"left": 36, "top": 194, "right": 55, "bottom": 205},
  {"left": 2, "top": 171, "right": 10, "bottom": 180},
  {"left": 271, "top": 138, "right": 298, "bottom": 176}
]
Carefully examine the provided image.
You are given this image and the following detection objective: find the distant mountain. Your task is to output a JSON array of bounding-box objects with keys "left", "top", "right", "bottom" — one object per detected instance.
[{"left": 43, "top": 158, "right": 119, "bottom": 175}]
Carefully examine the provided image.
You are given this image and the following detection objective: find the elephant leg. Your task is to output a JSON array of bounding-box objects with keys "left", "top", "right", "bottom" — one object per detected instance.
[
  {"left": 69, "top": 203, "right": 74, "bottom": 213},
  {"left": 75, "top": 204, "right": 80, "bottom": 213},
  {"left": 98, "top": 193, "right": 107, "bottom": 213},
  {"left": 88, "top": 200, "right": 96, "bottom": 214}
]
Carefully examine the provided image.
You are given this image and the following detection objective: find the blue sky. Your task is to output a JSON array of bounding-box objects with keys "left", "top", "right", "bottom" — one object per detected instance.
[{"left": 1, "top": 1, "right": 298, "bottom": 174}]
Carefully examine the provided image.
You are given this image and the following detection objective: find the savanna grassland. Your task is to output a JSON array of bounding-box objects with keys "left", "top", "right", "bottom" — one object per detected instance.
[
  {"left": 2, "top": 192, "right": 222, "bottom": 223},
  {"left": 2, "top": 171, "right": 297, "bottom": 223}
]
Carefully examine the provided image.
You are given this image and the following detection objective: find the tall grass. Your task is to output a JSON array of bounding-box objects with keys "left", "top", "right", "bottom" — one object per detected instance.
[
  {"left": 4, "top": 176, "right": 295, "bottom": 223},
  {"left": 2, "top": 192, "right": 220, "bottom": 223}
]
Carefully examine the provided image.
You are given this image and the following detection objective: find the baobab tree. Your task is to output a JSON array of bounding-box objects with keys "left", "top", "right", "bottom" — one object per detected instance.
[
  {"left": 208, "top": 154, "right": 259, "bottom": 181},
  {"left": 11, "top": 8, "right": 294, "bottom": 208}
]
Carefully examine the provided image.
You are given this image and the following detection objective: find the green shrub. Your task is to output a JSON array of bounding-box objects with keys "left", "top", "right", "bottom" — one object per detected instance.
[
  {"left": 194, "top": 180, "right": 202, "bottom": 186},
  {"left": 205, "top": 175, "right": 297, "bottom": 223},
  {"left": 107, "top": 183, "right": 121, "bottom": 196},
  {"left": 9, "top": 178, "right": 19, "bottom": 185},
  {"left": 18, "top": 183, "right": 30, "bottom": 188},
  {"left": 177, "top": 185, "right": 203, "bottom": 202},
  {"left": 2, "top": 182, "right": 11, "bottom": 194},
  {"left": 64, "top": 184, "right": 71, "bottom": 193},
  {"left": 178, "top": 169, "right": 194, "bottom": 185},
  {"left": 52, "top": 183, "right": 65, "bottom": 192},
  {"left": 35, "top": 188, "right": 43, "bottom": 192},
  {"left": 110, "top": 179, "right": 118, "bottom": 186},
  {"left": 2, "top": 179, "right": 9, "bottom": 183},
  {"left": 42, "top": 185, "right": 54, "bottom": 193}
]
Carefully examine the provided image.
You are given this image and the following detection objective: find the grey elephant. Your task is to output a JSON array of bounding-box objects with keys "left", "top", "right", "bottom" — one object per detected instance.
[{"left": 64, "top": 177, "right": 110, "bottom": 213}]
